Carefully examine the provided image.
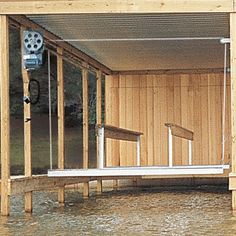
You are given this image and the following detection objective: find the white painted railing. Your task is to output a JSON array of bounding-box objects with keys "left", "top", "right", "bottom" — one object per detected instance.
[
  {"left": 165, "top": 123, "right": 194, "bottom": 167},
  {"left": 96, "top": 124, "right": 143, "bottom": 169}
]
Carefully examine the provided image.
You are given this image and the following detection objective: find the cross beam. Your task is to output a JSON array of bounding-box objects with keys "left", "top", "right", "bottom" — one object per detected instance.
[{"left": 0, "top": 0, "right": 234, "bottom": 14}]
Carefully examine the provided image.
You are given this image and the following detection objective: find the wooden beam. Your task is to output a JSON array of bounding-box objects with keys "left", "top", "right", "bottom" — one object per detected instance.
[
  {"left": 0, "top": 1, "right": 233, "bottom": 14},
  {"left": 230, "top": 12, "right": 236, "bottom": 210},
  {"left": 57, "top": 47, "right": 65, "bottom": 204},
  {"left": 6, "top": 174, "right": 229, "bottom": 196},
  {"left": 9, "top": 15, "right": 112, "bottom": 75},
  {"left": 9, "top": 175, "right": 95, "bottom": 196},
  {"left": 82, "top": 66, "right": 89, "bottom": 197},
  {"left": 0, "top": 15, "right": 10, "bottom": 216},
  {"left": 114, "top": 68, "right": 225, "bottom": 76},
  {"left": 96, "top": 71, "right": 103, "bottom": 194},
  {"left": 21, "top": 27, "right": 33, "bottom": 213},
  {"left": 96, "top": 124, "right": 143, "bottom": 142},
  {"left": 165, "top": 123, "right": 194, "bottom": 141}
]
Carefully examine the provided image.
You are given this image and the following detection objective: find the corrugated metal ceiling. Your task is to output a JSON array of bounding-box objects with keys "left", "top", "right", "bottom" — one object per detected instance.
[{"left": 28, "top": 13, "right": 230, "bottom": 71}]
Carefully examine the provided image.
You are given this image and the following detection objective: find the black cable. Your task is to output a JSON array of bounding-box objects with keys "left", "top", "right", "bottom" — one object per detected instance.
[{"left": 28, "top": 79, "right": 40, "bottom": 105}]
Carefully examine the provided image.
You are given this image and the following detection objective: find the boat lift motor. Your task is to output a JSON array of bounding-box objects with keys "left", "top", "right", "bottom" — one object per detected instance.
[{"left": 22, "top": 30, "right": 44, "bottom": 70}]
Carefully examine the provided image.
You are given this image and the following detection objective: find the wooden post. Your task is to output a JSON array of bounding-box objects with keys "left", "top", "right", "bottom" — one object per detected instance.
[
  {"left": 82, "top": 66, "right": 89, "bottom": 198},
  {"left": 96, "top": 70, "right": 103, "bottom": 194},
  {"left": 0, "top": 15, "right": 10, "bottom": 216},
  {"left": 21, "top": 27, "right": 32, "bottom": 213},
  {"left": 57, "top": 47, "right": 65, "bottom": 204},
  {"left": 230, "top": 12, "right": 236, "bottom": 210}
]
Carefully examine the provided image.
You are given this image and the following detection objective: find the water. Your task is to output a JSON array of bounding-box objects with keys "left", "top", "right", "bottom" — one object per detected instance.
[{"left": 0, "top": 186, "right": 235, "bottom": 236}]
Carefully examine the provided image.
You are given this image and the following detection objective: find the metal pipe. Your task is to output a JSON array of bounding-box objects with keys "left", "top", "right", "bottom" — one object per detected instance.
[
  {"left": 136, "top": 136, "right": 141, "bottom": 166},
  {"left": 51, "top": 37, "right": 222, "bottom": 42},
  {"left": 168, "top": 127, "right": 173, "bottom": 167},
  {"left": 221, "top": 43, "right": 228, "bottom": 165},
  {"left": 48, "top": 51, "right": 53, "bottom": 170},
  {"left": 98, "top": 126, "right": 105, "bottom": 169},
  {"left": 220, "top": 38, "right": 230, "bottom": 44},
  {"left": 188, "top": 140, "right": 192, "bottom": 165}
]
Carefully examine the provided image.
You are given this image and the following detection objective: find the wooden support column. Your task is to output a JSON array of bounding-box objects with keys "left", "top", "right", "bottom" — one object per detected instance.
[
  {"left": 230, "top": 12, "right": 236, "bottom": 210},
  {"left": 23, "top": 74, "right": 32, "bottom": 212},
  {"left": 21, "top": 27, "right": 32, "bottom": 213},
  {"left": 82, "top": 66, "right": 89, "bottom": 198},
  {"left": 0, "top": 15, "right": 10, "bottom": 216},
  {"left": 96, "top": 70, "right": 103, "bottom": 194},
  {"left": 57, "top": 47, "right": 65, "bottom": 204}
]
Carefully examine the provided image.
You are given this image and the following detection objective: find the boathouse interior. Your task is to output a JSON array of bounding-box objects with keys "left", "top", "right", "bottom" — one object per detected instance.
[{"left": 1, "top": 0, "right": 236, "bottom": 216}]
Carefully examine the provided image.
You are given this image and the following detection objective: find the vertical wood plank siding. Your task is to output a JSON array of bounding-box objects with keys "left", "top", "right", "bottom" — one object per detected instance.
[{"left": 105, "top": 73, "right": 230, "bottom": 166}]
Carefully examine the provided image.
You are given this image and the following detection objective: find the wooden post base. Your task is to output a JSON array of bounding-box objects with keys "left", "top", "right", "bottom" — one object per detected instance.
[
  {"left": 232, "top": 191, "right": 236, "bottom": 211},
  {"left": 1, "top": 194, "right": 10, "bottom": 216},
  {"left": 58, "top": 187, "right": 65, "bottom": 205},
  {"left": 229, "top": 173, "right": 236, "bottom": 210},
  {"left": 113, "top": 180, "right": 118, "bottom": 190},
  {"left": 97, "top": 180, "right": 102, "bottom": 194},
  {"left": 83, "top": 182, "right": 89, "bottom": 198},
  {"left": 25, "top": 192, "right": 32, "bottom": 213}
]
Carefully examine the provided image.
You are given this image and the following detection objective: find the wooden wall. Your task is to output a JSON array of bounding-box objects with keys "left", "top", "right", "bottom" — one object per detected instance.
[{"left": 105, "top": 72, "right": 231, "bottom": 167}]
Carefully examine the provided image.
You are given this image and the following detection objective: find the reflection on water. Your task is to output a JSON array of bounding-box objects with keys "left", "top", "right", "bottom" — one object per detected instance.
[{"left": 1, "top": 186, "right": 235, "bottom": 236}]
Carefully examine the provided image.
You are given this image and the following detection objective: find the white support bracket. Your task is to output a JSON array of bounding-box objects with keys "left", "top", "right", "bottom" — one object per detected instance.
[
  {"left": 97, "top": 126, "right": 105, "bottom": 169},
  {"left": 136, "top": 136, "right": 141, "bottom": 166},
  {"left": 168, "top": 127, "right": 173, "bottom": 167},
  {"left": 188, "top": 140, "right": 192, "bottom": 165},
  {"left": 166, "top": 123, "right": 193, "bottom": 167}
]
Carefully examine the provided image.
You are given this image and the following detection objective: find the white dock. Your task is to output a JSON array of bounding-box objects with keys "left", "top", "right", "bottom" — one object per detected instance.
[{"left": 48, "top": 165, "right": 230, "bottom": 177}]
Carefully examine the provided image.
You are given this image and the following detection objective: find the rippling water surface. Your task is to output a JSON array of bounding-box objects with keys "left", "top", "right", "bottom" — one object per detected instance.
[{"left": 0, "top": 186, "right": 235, "bottom": 236}]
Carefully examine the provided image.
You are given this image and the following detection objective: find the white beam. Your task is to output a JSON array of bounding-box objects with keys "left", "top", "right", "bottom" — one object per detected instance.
[
  {"left": 98, "top": 127, "right": 105, "bottom": 169},
  {"left": 48, "top": 165, "right": 230, "bottom": 177}
]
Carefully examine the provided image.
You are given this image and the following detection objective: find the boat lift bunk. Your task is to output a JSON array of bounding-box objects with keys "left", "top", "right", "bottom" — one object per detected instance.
[
  {"left": 48, "top": 37, "right": 231, "bottom": 178},
  {"left": 48, "top": 123, "right": 230, "bottom": 178}
]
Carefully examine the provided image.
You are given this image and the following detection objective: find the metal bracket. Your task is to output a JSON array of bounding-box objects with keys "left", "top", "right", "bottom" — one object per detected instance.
[
  {"left": 23, "top": 96, "right": 31, "bottom": 104},
  {"left": 25, "top": 118, "right": 31, "bottom": 123}
]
